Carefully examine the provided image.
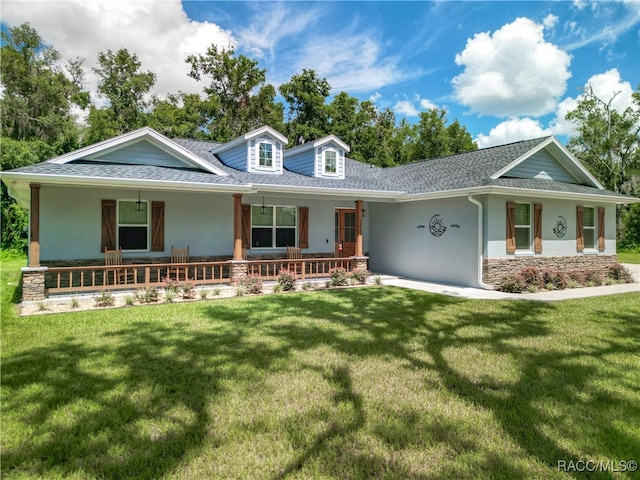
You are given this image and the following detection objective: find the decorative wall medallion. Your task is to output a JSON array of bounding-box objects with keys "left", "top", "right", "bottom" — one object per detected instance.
[
  {"left": 429, "top": 215, "right": 447, "bottom": 237},
  {"left": 553, "top": 216, "right": 567, "bottom": 238}
]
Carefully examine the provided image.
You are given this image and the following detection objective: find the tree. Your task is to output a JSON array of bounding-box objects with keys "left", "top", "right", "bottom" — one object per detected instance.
[
  {"left": 84, "top": 48, "right": 156, "bottom": 144},
  {"left": 0, "top": 22, "right": 88, "bottom": 146},
  {"left": 566, "top": 85, "right": 640, "bottom": 196},
  {"left": 411, "top": 109, "right": 477, "bottom": 160},
  {"left": 186, "top": 45, "right": 283, "bottom": 141},
  {"left": 566, "top": 85, "right": 640, "bottom": 245},
  {"left": 147, "top": 93, "right": 211, "bottom": 140},
  {"left": 279, "top": 69, "right": 331, "bottom": 145}
]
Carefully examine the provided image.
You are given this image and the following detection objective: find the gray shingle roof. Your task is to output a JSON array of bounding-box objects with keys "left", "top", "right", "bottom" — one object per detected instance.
[{"left": 4, "top": 135, "right": 632, "bottom": 200}]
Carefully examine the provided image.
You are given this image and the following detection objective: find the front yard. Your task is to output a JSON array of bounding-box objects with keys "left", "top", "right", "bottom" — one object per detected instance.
[{"left": 1, "top": 256, "right": 639, "bottom": 479}]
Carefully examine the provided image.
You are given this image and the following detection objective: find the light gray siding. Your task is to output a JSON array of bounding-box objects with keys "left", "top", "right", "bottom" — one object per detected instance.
[
  {"left": 284, "top": 150, "right": 315, "bottom": 176},
  {"left": 87, "top": 140, "right": 190, "bottom": 168},
  {"left": 504, "top": 150, "right": 578, "bottom": 183},
  {"left": 369, "top": 197, "right": 479, "bottom": 287}
]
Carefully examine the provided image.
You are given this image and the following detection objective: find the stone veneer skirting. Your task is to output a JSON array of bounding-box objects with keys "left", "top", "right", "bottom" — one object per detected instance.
[{"left": 482, "top": 255, "right": 619, "bottom": 287}]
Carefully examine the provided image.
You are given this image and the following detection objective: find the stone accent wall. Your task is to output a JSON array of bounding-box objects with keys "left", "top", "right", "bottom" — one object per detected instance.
[
  {"left": 22, "top": 267, "right": 48, "bottom": 302},
  {"left": 229, "top": 261, "right": 248, "bottom": 285},
  {"left": 351, "top": 256, "right": 369, "bottom": 271},
  {"left": 483, "top": 255, "right": 619, "bottom": 287}
]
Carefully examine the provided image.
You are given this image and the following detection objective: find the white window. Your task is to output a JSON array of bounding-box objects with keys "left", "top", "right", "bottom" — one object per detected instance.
[
  {"left": 118, "top": 200, "right": 149, "bottom": 250},
  {"left": 251, "top": 205, "right": 297, "bottom": 248},
  {"left": 583, "top": 206, "right": 596, "bottom": 249},
  {"left": 324, "top": 149, "right": 337, "bottom": 174},
  {"left": 515, "top": 203, "right": 531, "bottom": 251},
  {"left": 258, "top": 142, "right": 273, "bottom": 168}
]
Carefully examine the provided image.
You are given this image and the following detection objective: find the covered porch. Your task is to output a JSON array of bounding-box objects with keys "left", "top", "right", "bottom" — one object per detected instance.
[{"left": 22, "top": 185, "right": 369, "bottom": 300}]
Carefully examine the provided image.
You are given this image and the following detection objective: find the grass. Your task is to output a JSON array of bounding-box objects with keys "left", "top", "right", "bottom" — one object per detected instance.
[
  {"left": 618, "top": 248, "right": 640, "bottom": 264},
  {"left": 2, "top": 257, "right": 640, "bottom": 479}
]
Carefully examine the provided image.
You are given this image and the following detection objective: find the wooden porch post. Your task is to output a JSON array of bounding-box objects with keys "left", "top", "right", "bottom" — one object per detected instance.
[
  {"left": 355, "top": 199, "right": 363, "bottom": 257},
  {"left": 29, "top": 183, "right": 41, "bottom": 267},
  {"left": 233, "top": 194, "right": 243, "bottom": 261}
]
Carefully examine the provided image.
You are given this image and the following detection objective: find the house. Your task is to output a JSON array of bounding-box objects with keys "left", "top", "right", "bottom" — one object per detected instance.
[{"left": 1, "top": 125, "right": 636, "bottom": 301}]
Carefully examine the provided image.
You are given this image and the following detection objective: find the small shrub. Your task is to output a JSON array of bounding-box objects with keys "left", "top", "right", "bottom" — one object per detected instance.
[
  {"left": 519, "top": 266, "right": 543, "bottom": 288},
  {"left": 605, "top": 277, "right": 616, "bottom": 286},
  {"left": 302, "top": 282, "right": 313, "bottom": 291},
  {"left": 235, "top": 286, "right": 246, "bottom": 297},
  {"left": 349, "top": 268, "right": 370, "bottom": 285},
  {"left": 607, "top": 263, "right": 634, "bottom": 283},
  {"left": 498, "top": 274, "right": 526, "bottom": 293},
  {"left": 545, "top": 282, "right": 556, "bottom": 291},
  {"left": 567, "top": 270, "right": 586, "bottom": 286},
  {"left": 329, "top": 267, "right": 349, "bottom": 287},
  {"left": 164, "top": 290, "right": 176, "bottom": 303},
  {"left": 70, "top": 297, "right": 80, "bottom": 309},
  {"left": 199, "top": 289, "right": 209, "bottom": 299},
  {"left": 272, "top": 283, "right": 283, "bottom": 293},
  {"left": 212, "top": 287, "right": 222, "bottom": 296},
  {"left": 163, "top": 278, "right": 181, "bottom": 294},
  {"left": 542, "top": 270, "right": 568, "bottom": 290},
  {"left": 94, "top": 291, "right": 115, "bottom": 307},
  {"left": 180, "top": 281, "right": 196, "bottom": 299},
  {"left": 525, "top": 284, "right": 539, "bottom": 293},
  {"left": 374, "top": 275, "right": 382, "bottom": 286},
  {"left": 584, "top": 270, "right": 604, "bottom": 287},
  {"left": 238, "top": 275, "right": 263, "bottom": 294},
  {"left": 37, "top": 301, "right": 48, "bottom": 311},
  {"left": 567, "top": 280, "right": 582, "bottom": 289},
  {"left": 277, "top": 269, "right": 297, "bottom": 292},
  {"left": 124, "top": 295, "right": 136, "bottom": 306},
  {"left": 135, "top": 287, "right": 159, "bottom": 303}
]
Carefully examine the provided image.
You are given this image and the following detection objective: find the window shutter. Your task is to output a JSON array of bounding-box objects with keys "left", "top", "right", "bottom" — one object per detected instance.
[
  {"left": 598, "top": 207, "right": 605, "bottom": 251},
  {"left": 506, "top": 202, "right": 516, "bottom": 254},
  {"left": 299, "top": 207, "right": 309, "bottom": 249},
  {"left": 576, "top": 206, "right": 584, "bottom": 252},
  {"left": 241, "top": 204, "right": 251, "bottom": 248},
  {"left": 534, "top": 203, "right": 543, "bottom": 254},
  {"left": 151, "top": 201, "right": 165, "bottom": 252},
  {"left": 101, "top": 200, "right": 116, "bottom": 251}
]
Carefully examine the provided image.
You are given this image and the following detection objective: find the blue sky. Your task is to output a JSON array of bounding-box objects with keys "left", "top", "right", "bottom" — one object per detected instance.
[{"left": 2, "top": 1, "right": 638, "bottom": 147}]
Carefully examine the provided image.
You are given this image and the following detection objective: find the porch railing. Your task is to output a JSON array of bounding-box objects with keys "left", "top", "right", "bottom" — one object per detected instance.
[
  {"left": 46, "top": 261, "right": 229, "bottom": 294},
  {"left": 45, "top": 257, "right": 355, "bottom": 295}
]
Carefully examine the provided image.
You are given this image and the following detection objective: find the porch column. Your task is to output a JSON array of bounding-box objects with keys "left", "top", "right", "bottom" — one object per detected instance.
[
  {"left": 233, "top": 194, "right": 243, "bottom": 261},
  {"left": 29, "top": 183, "right": 41, "bottom": 267},
  {"left": 355, "top": 200, "right": 363, "bottom": 257}
]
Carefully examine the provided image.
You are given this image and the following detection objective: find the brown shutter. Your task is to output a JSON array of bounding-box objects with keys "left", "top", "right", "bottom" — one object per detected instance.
[
  {"left": 241, "top": 204, "right": 251, "bottom": 248},
  {"left": 151, "top": 201, "right": 165, "bottom": 251},
  {"left": 598, "top": 207, "right": 605, "bottom": 251},
  {"left": 101, "top": 200, "right": 116, "bottom": 251},
  {"left": 506, "top": 202, "right": 516, "bottom": 254},
  {"left": 576, "top": 206, "right": 584, "bottom": 252},
  {"left": 298, "top": 207, "right": 309, "bottom": 249},
  {"left": 534, "top": 203, "right": 543, "bottom": 254}
]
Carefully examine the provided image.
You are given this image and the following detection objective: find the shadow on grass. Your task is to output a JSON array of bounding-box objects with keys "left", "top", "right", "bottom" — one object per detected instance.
[{"left": 2, "top": 287, "right": 639, "bottom": 478}]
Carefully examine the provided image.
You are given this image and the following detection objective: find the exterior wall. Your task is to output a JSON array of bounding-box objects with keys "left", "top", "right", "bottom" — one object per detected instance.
[
  {"left": 506, "top": 150, "right": 578, "bottom": 183},
  {"left": 486, "top": 195, "right": 617, "bottom": 257},
  {"left": 284, "top": 142, "right": 346, "bottom": 179},
  {"left": 369, "top": 197, "right": 479, "bottom": 287},
  {"left": 283, "top": 150, "right": 315, "bottom": 176},
  {"left": 88, "top": 140, "right": 188, "bottom": 168},
  {"left": 248, "top": 136, "right": 284, "bottom": 174},
  {"left": 38, "top": 185, "right": 368, "bottom": 263}
]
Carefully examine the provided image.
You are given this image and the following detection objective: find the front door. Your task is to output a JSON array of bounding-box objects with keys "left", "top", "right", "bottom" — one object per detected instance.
[{"left": 335, "top": 209, "right": 356, "bottom": 257}]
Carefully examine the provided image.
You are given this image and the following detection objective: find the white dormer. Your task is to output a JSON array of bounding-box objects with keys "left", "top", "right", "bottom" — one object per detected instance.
[
  {"left": 284, "top": 135, "right": 350, "bottom": 179},
  {"left": 211, "top": 126, "right": 288, "bottom": 174}
]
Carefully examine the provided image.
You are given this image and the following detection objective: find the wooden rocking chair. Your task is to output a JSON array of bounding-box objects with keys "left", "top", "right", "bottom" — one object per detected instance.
[
  {"left": 168, "top": 246, "right": 190, "bottom": 281},
  {"left": 104, "top": 247, "right": 126, "bottom": 285}
]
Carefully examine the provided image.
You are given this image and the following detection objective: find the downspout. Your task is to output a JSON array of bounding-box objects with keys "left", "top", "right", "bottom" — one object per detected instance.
[{"left": 467, "top": 193, "right": 494, "bottom": 290}]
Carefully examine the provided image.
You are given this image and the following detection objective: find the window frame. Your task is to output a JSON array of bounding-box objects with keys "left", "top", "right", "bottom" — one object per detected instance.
[
  {"left": 117, "top": 199, "right": 150, "bottom": 252},
  {"left": 582, "top": 206, "right": 597, "bottom": 250},
  {"left": 514, "top": 202, "right": 532, "bottom": 252},
  {"left": 256, "top": 141, "right": 275, "bottom": 171},
  {"left": 323, "top": 148, "right": 338, "bottom": 176},
  {"left": 250, "top": 204, "right": 297, "bottom": 249}
]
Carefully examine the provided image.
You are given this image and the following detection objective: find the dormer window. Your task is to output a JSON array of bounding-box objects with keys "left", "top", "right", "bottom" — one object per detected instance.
[
  {"left": 324, "top": 150, "right": 337, "bottom": 174},
  {"left": 258, "top": 142, "right": 273, "bottom": 169}
]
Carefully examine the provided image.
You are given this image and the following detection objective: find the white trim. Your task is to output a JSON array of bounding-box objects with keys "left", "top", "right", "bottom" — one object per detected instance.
[
  {"left": 47, "top": 127, "right": 228, "bottom": 176},
  {"left": 322, "top": 148, "right": 339, "bottom": 176},
  {"left": 514, "top": 202, "right": 532, "bottom": 253},
  {"left": 284, "top": 135, "right": 350, "bottom": 157},
  {"left": 211, "top": 125, "right": 288, "bottom": 155},
  {"left": 255, "top": 140, "right": 276, "bottom": 172}
]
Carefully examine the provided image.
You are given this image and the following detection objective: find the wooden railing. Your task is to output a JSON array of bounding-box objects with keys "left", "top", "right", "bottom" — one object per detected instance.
[
  {"left": 45, "top": 257, "right": 356, "bottom": 295},
  {"left": 46, "top": 261, "right": 229, "bottom": 294},
  {"left": 245, "top": 257, "right": 353, "bottom": 281}
]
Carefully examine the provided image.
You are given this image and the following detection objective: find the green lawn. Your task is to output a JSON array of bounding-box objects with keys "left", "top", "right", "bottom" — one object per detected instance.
[
  {"left": 2, "top": 257, "right": 639, "bottom": 479},
  {"left": 618, "top": 249, "right": 640, "bottom": 264}
]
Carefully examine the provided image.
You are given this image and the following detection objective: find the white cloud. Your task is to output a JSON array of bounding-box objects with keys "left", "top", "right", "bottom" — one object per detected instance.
[
  {"left": 420, "top": 98, "right": 439, "bottom": 110},
  {"left": 392, "top": 96, "right": 439, "bottom": 117},
  {"left": 452, "top": 17, "right": 572, "bottom": 118},
  {"left": 476, "top": 118, "right": 552, "bottom": 148},
  {"left": 1, "top": 0, "right": 235, "bottom": 101},
  {"left": 543, "top": 13, "right": 559, "bottom": 30}
]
